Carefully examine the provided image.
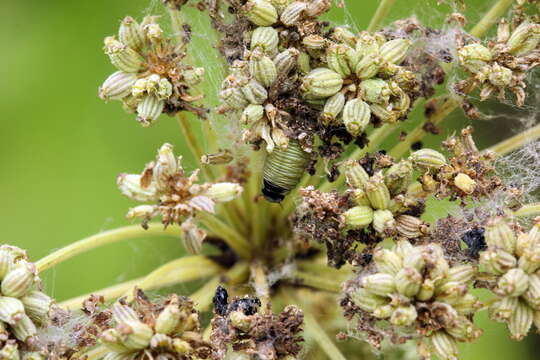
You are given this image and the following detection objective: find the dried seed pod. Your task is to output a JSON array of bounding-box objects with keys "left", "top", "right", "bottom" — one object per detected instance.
[
  {"left": 479, "top": 248, "right": 517, "bottom": 275},
  {"left": 458, "top": 43, "right": 492, "bottom": 73},
  {"left": 384, "top": 160, "right": 413, "bottom": 195},
  {"left": 409, "top": 149, "right": 446, "bottom": 170},
  {"left": 136, "top": 95, "right": 164, "bottom": 127},
  {"left": 430, "top": 331, "right": 459, "bottom": 360},
  {"left": 119, "top": 16, "right": 145, "bottom": 50},
  {"left": 454, "top": 293, "right": 481, "bottom": 315},
  {"left": 274, "top": 48, "right": 300, "bottom": 76},
  {"left": 1, "top": 262, "right": 35, "bottom": 298},
  {"left": 251, "top": 27, "right": 279, "bottom": 56},
  {"left": 342, "top": 206, "right": 374, "bottom": 229},
  {"left": 508, "top": 300, "right": 533, "bottom": 340},
  {"left": 518, "top": 247, "right": 540, "bottom": 274},
  {"left": 454, "top": 173, "right": 476, "bottom": 194},
  {"left": 249, "top": 50, "right": 278, "bottom": 87},
  {"left": 390, "top": 304, "right": 417, "bottom": 326},
  {"left": 262, "top": 140, "right": 310, "bottom": 202},
  {"left": 379, "top": 38, "right": 411, "bottom": 65},
  {"left": 488, "top": 64, "right": 513, "bottom": 87},
  {"left": 361, "top": 273, "right": 396, "bottom": 297},
  {"left": 20, "top": 291, "right": 53, "bottom": 324},
  {"left": 0, "top": 296, "right": 25, "bottom": 324},
  {"left": 301, "top": 68, "right": 343, "bottom": 99},
  {"left": 181, "top": 220, "right": 206, "bottom": 255},
  {"left": 280, "top": 1, "right": 307, "bottom": 26},
  {"left": 370, "top": 104, "right": 400, "bottom": 123},
  {"left": 205, "top": 183, "right": 243, "bottom": 202},
  {"left": 497, "top": 268, "right": 529, "bottom": 297},
  {"left": 99, "top": 71, "right": 138, "bottom": 100},
  {"left": 321, "top": 92, "right": 345, "bottom": 125},
  {"left": 11, "top": 314, "right": 37, "bottom": 342},
  {"left": 221, "top": 87, "right": 249, "bottom": 110},
  {"left": 365, "top": 172, "right": 391, "bottom": 210},
  {"left": 507, "top": 21, "right": 540, "bottom": 57},
  {"left": 244, "top": 0, "right": 278, "bottom": 26},
  {"left": 373, "top": 247, "right": 402, "bottom": 276},
  {"left": 326, "top": 44, "right": 353, "bottom": 78},
  {"left": 201, "top": 149, "right": 233, "bottom": 165},
  {"left": 446, "top": 265, "right": 476, "bottom": 284},
  {"left": 395, "top": 215, "right": 426, "bottom": 239},
  {"left": 305, "top": 0, "right": 331, "bottom": 17},
  {"left": 117, "top": 174, "right": 158, "bottom": 202},
  {"left": 104, "top": 37, "right": 144, "bottom": 73},
  {"left": 332, "top": 27, "right": 357, "bottom": 47},
  {"left": 241, "top": 104, "right": 265, "bottom": 125},
  {"left": 350, "top": 188, "right": 371, "bottom": 206},
  {"left": 155, "top": 303, "right": 181, "bottom": 335},
  {"left": 490, "top": 296, "right": 518, "bottom": 322},
  {"left": 302, "top": 35, "right": 326, "bottom": 50},
  {"left": 372, "top": 209, "right": 395, "bottom": 234},
  {"left": 344, "top": 160, "right": 370, "bottom": 189},
  {"left": 523, "top": 274, "right": 540, "bottom": 309},
  {"left": 351, "top": 288, "right": 388, "bottom": 312},
  {"left": 241, "top": 80, "right": 268, "bottom": 105},
  {"left": 395, "top": 267, "right": 422, "bottom": 297},
  {"left": 118, "top": 320, "right": 154, "bottom": 350},
  {"left": 485, "top": 217, "right": 516, "bottom": 254},
  {"left": 355, "top": 54, "right": 381, "bottom": 79},
  {"left": 342, "top": 98, "right": 371, "bottom": 137}
]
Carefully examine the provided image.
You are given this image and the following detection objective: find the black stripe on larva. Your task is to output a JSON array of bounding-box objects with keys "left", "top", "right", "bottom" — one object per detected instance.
[{"left": 262, "top": 179, "right": 288, "bottom": 203}]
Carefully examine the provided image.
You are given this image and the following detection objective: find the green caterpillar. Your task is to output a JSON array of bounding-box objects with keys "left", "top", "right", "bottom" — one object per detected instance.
[{"left": 262, "top": 140, "right": 310, "bottom": 202}]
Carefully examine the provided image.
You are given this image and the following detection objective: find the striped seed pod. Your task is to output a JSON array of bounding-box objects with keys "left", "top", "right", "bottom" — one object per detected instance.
[
  {"left": 249, "top": 50, "right": 278, "bottom": 87},
  {"left": 119, "top": 16, "right": 145, "bottom": 51},
  {"left": 342, "top": 98, "right": 371, "bottom": 137},
  {"left": 301, "top": 68, "right": 343, "bottom": 99},
  {"left": 321, "top": 92, "right": 345, "bottom": 125},
  {"left": 379, "top": 38, "right": 411, "bottom": 65},
  {"left": 244, "top": 0, "right": 278, "bottom": 26},
  {"left": 99, "top": 71, "right": 138, "bottom": 101},
  {"left": 104, "top": 37, "right": 143, "bottom": 73},
  {"left": 251, "top": 27, "right": 279, "bottom": 56},
  {"left": 262, "top": 140, "right": 310, "bottom": 202},
  {"left": 274, "top": 48, "right": 300, "bottom": 76},
  {"left": 326, "top": 44, "right": 353, "bottom": 78},
  {"left": 136, "top": 95, "right": 164, "bottom": 127},
  {"left": 507, "top": 21, "right": 540, "bottom": 57},
  {"left": 409, "top": 149, "right": 446, "bottom": 170},
  {"left": 280, "top": 2, "right": 307, "bottom": 26}
]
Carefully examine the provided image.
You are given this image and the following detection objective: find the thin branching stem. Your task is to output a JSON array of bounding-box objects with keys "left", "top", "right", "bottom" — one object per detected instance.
[
  {"left": 176, "top": 112, "right": 216, "bottom": 181},
  {"left": 60, "top": 256, "right": 220, "bottom": 310},
  {"left": 251, "top": 261, "right": 270, "bottom": 310},
  {"left": 292, "top": 270, "right": 341, "bottom": 293},
  {"left": 124, "top": 256, "right": 222, "bottom": 301},
  {"left": 484, "top": 122, "right": 540, "bottom": 156},
  {"left": 367, "top": 0, "right": 397, "bottom": 32},
  {"left": 36, "top": 224, "right": 182, "bottom": 273},
  {"left": 513, "top": 202, "right": 540, "bottom": 217},
  {"left": 197, "top": 212, "right": 252, "bottom": 259}
]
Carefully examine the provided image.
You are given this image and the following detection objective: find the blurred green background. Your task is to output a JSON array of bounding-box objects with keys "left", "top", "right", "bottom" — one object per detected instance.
[{"left": 0, "top": 0, "right": 537, "bottom": 358}]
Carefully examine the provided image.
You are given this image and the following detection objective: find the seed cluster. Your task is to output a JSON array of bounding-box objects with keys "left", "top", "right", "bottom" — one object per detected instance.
[
  {"left": 344, "top": 240, "right": 482, "bottom": 360},
  {"left": 95, "top": 290, "right": 213, "bottom": 360},
  {"left": 117, "top": 143, "right": 243, "bottom": 253},
  {"left": 480, "top": 216, "right": 540, "bottom": 340},
  {"left": 99, "top": 15, "right": 207, "bottom": 127},
  {"left": 217, "top": 0, "right": 429, "bottom": 163},
  {"left": 0, "top": 246, "right": 54, "bottom": 359},
  {"left": 456, "top": 17, "right": 540, "bottom": 107}
]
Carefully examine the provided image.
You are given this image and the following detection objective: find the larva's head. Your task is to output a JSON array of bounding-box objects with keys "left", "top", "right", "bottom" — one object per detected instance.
[{"left": 262, "top": 179, "right": 288, "bottom": 203}]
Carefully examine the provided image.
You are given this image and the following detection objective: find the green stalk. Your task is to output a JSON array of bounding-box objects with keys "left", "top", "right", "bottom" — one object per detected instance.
[
  {"left": 292, "top": 270, "right": 341, "bottom": 293},
  {"left": 198, "top": 212, "right": 252, "bottom": 259},
  {"left": 469, "top": 0, "right": 515, "bottom": 38},
  {"left": 60, "top": 256, "right": 220, "bottom": 310},
  {"left": 483, "top": 123, "right": 540, "bottom": 157},
  {"left": 251, "top": 261, "right": 270, "bottom": 310},
  {"left": 513, "top": 203, "right": 540, "bottom": 217},
  {"left": 36, "top": 224, "right": 182, "bottom": 273},
  {"left": 367, "top": 0, "right": 397, "bottom": 32}
]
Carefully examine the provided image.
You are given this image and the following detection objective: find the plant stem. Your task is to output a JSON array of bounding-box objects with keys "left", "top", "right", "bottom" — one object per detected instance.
[
  {"left": 367, "top": 0, "right": 397, "bottom": 32},
  {"left": 292, "top": 270, "right": 341, "bottom": 293},
  {"left": 483, "top": 123, "right": 540, "bottom": 156},
  {"left": 124, "top": 256, "right": 222, "bottom": 301},
  {"left": 513, "top": 203, "right": 540, "bottom": 217},
  {"left": 197, "top": 212, "right": 251, "bottom": 259},
  {"left": 251, "top": 261, "right": 270, "bottom": 310},
  {"left": 59, "top": 256, "right": 220, "bottom": 310},
  {"left": 469, "top": 0, "right": 515, "bottom": 38},
  {"left": 177, "top": 112, "right": 216, "bottom": 181},
  {"left": 36, "top": 224, "right": 182, "bottom": 273},
  {"left": 191, "top": 262, "right": 249, "bottom": 311}
]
